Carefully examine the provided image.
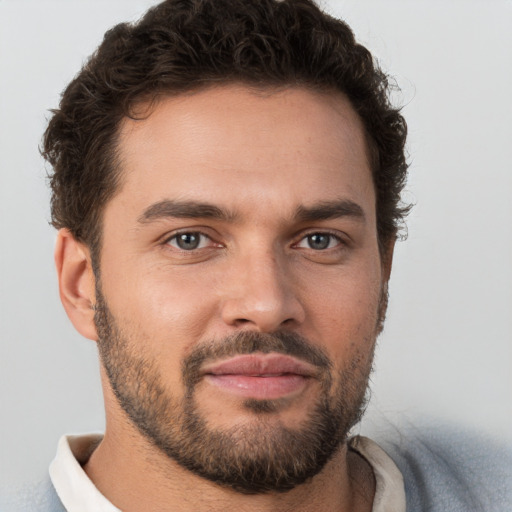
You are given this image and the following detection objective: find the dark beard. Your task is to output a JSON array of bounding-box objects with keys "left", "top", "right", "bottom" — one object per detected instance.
[{"left": 94, "top": 288, "right": 375, "bottom": 494}]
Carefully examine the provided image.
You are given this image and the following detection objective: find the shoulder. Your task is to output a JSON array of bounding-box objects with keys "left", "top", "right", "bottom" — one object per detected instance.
[
  {"left": 0, "top": 475, "right": 66, "bottom": 512},
  {"left": 374, "top": 422, "right": 512, "bottom": 512}
]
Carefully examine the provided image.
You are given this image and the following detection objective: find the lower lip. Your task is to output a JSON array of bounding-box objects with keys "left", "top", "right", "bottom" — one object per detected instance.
[{"left": 205, "top": 374, "right": 309, "bottom": 400}]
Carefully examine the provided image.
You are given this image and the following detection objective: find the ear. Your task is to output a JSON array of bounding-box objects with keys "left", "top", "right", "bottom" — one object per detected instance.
[
  {"left": 55, "top": 229, "right": 98, "bottom": 341},
  {"left": 381, "top": 238, "right": 396, "bottom": 283}
]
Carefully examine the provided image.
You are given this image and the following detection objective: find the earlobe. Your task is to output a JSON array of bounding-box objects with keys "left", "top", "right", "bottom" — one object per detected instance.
[{"left": 55, "top": 229, "right": 98, "bottom": 341}]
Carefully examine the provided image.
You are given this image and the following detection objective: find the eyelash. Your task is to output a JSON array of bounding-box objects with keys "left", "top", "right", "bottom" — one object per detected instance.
[
  {"left": 294, "top": 231, "right": 345, "bottom": 251},
  {"left": 164, "top": 231, "right": 218, "bottom": 251}
]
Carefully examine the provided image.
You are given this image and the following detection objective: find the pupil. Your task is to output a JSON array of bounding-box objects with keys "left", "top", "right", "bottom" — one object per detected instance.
[
  {"left": 309, "top": 234, "right": 330, "bottom": 250},
  {"left": 177, "top": 233, "right": 200, "bottom": 250}
]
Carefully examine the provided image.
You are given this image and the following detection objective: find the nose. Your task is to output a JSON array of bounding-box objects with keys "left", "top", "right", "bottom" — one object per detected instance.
[{"left": 220, "top": 251, "right": 305, "bottom": 332}]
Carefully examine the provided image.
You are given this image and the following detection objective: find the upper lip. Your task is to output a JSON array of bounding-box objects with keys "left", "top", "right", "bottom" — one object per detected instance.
[{"left": 201, "top": 353, "right": 317, "bottom": 377}]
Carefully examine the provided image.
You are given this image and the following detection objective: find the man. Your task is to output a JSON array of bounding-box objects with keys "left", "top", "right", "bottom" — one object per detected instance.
[{"left": 7, "top": 0, "right": 509, "bottom": 511}]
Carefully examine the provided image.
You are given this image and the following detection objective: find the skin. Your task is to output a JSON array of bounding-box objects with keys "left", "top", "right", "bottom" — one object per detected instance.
[{"left": 55, "top": 85, "right": 393, "bottom": 511}]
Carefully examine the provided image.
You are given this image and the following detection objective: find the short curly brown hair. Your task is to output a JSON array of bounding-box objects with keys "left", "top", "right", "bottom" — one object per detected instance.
[{"left": 42, "top": 0, "right": 409, "bottom": 259}]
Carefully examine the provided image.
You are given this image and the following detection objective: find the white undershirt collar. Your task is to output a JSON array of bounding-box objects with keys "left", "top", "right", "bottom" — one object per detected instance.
[
  {"left": 50, "top": 433, "right": 405, "bottom": 512},
  {"left": 50, "top": 434, "right": 120, "bottom": 512}
]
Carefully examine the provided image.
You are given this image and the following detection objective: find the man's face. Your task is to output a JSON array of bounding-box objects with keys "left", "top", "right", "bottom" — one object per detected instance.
[{"left": 94, "top": 85, "right": 387, "bottom": 492}]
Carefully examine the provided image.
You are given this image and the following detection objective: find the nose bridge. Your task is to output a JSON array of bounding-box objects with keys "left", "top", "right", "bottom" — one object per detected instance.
[{"left": 220, "top": 244, "right": 304, "bottom": 331}]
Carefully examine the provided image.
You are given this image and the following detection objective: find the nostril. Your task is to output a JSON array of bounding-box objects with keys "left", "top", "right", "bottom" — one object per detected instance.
[
  {"left": 231, "top": 316, "right": 297, "bottom": 330},
  {"left": 234, "top": 318, "right": 251, "bottom": 326}
]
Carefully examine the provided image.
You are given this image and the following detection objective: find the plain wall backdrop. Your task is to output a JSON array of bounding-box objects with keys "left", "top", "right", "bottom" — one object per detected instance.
[{"left": 1, "top": 0, "right": 511, "bottom": 488}]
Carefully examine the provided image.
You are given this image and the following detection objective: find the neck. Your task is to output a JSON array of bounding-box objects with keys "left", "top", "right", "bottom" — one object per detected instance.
[{"left": 84, "top": 426, "right": 374, "bottom": 512}]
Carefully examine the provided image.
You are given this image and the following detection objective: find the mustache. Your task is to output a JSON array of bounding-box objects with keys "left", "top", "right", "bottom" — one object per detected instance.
[{"left": 182, "top": 331, "right": 332, "bottom": 388}]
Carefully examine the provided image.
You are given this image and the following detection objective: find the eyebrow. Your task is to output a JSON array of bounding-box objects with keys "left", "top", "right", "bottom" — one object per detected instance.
[
  {"left": 138, "top": 198, "right": 365, "bottom": 225},
  {"left": 295, "top": 199, "right": 365, "bottom": 223},
  {"left": 138, "top": 200, "right": 237, "bottom": 223}
]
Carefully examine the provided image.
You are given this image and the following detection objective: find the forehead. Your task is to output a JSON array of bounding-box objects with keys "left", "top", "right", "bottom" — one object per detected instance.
[{"left": 112, "top": 85, "right": 375, "bottom": 222}]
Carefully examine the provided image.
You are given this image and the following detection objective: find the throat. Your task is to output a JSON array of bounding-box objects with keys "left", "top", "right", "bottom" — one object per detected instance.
[{"left": 346, "top": 446, "right": 376, "bottom": 512}]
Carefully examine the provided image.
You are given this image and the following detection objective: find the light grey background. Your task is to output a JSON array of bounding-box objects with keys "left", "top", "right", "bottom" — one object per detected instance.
[{"left": 1, "top": 0, "right": 511, "bottom": 488}]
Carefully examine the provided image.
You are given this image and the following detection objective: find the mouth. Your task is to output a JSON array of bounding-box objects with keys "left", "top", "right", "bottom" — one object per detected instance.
[{"left": 201, "top": 353, "right": 317, "bottom": 400}]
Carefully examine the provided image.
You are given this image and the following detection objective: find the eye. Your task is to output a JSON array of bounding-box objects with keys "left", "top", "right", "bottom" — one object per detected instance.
[
  {"left": 166, "top": 232, "right": 211, "bottom": 251},
  {"left": 296, "top": 233, "right": 341, "bottom": 250}
]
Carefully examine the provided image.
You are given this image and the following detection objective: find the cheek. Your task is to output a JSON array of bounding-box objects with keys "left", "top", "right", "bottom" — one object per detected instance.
[
  {"left": 101, "top": 258, "right": 221, "bottom": 359},
  {"left": 299, "top": 263, "right": 382, "bottom": 362}
]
